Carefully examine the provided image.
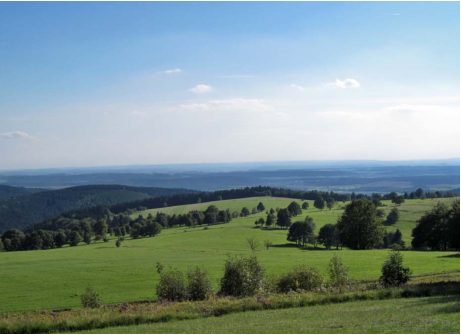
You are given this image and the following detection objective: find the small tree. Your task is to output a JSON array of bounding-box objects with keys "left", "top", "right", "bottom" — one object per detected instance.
[
  {"left": 81, "top": 285, "right": 102, "bottom": 308},
  {"left": 386, "top": 208, "right": 400, "bottom": 225},
  {"left": 241, "top": 207, "right": 250, "bottom": 217},
  {"left": 277, "top": 266, "right": 324, "bottom": 293},
  {"left": 302, "top": 202, "right": 309, "bottom": 210},
  {"left": 187, "top": 267, "right": 213, "bottom": 301},
  {"left": 115, "top": 239, "right": 122, "bottom": 248},
  {"left": 247, "top": 237, "right": 260, "bottom": 251},
  {"left": 219, "top": 256, "right": 264, "bottom": 297},
  {"left": 392, "top": 196, "right": 405, "bottom": 206},
  {"left": 69, "top": 231, "right": 83, "bottom": 247},
  {"left": 156, "top": 269, "right": 188, "bottom": 301},
  {"left": 287, "top": 201, "right": 302, "bottom": 216},
  {"left": 328, "top": 254, "right": 348, "bottom": 292},
  {"left": 264, "top": 239, "right": 272, "bottom": 250},
  {"left": 83, "top": 232, "right": 92, "bottom": 245},
  {"left": 314, "top": 197, "right": 326, "bottom": 210},
  {"left": 276, "top": 208, "right": 292, "bottom": 229},
  {"left": 326, "top": 198, "right": 335, "bottom": 210},
  {"left": 257, "top": 202, "right": 265, "bottom": 212},
  {"left": 379, "top": 251, "right": 412, "bottom": 287}
]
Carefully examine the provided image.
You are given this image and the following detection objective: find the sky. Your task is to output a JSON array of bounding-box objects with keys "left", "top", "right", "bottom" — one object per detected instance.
[{"left": 0, "top": 2, "right": 459, "bottom": 170}]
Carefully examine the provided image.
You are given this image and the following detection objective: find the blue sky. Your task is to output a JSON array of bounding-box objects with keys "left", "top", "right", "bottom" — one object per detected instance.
[{"left": 0, "top": 2, "right": 459, "bottom": 169}]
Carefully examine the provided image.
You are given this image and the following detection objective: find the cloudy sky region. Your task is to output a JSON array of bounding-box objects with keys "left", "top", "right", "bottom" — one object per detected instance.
[{"left": 0, "top": 2, "right": 459, "bottom": 170}]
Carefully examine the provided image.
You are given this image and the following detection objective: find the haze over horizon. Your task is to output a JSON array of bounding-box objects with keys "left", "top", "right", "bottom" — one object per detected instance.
[{"left": 1, "top": 2, "right": 459, "bottom": 170}]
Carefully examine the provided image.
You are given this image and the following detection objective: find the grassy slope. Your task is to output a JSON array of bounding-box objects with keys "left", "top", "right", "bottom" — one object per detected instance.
[
  {"left": 0, "top": 197, "right": 458, "bottom": 313},
  {"left": 82, "top": 295, "right": 460, "bottom": 334}
]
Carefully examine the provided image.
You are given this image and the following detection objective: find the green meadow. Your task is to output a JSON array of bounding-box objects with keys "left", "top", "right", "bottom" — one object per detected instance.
[
  {"left": 0, "top": 197, "right": 458, "bottom": 313},
  {"left": 81, "top": 295, "right": 460, "bottom": 334}
]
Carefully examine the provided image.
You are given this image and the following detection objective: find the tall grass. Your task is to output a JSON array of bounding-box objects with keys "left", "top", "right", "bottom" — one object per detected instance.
[{"left": 0, "top": 281, "right": 458, "bottom": 334}]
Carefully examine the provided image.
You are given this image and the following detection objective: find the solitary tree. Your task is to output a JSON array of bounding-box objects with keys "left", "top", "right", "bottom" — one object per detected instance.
[
  {"left": 392, "top": 196, "right": 405, "bottom": 206},
  {"left": 246, "top": 237, "right": 260, "bottom": 251},
  {"left": 336, "top": 199, "right": 384, "bottom": 250},
  {"left": 302, "top": 202, "right": 309, "bottom": 210},
  {"left": 314, "top": 197, "right": 326, "bottom": 210}
]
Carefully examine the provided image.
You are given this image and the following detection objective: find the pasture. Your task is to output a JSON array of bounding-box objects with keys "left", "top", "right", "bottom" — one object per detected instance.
[{"left": 0, "top": 197, "right": 458, "bottom": 313}]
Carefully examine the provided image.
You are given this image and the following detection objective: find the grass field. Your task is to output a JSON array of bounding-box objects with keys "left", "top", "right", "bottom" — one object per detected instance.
[
  {"left": 80, "top": 295, "right": 460, "bottom": 334},
  {"left": 0, "top": 197, "right": 458, "bottom": 313}
]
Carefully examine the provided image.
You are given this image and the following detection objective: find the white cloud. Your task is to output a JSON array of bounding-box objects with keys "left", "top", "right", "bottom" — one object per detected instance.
[
  {"left": 382, "top": 104, "right": 445, "bottom": 114},
  {"left": 0, "top": 131, "right": 37, "bottom": 140},
  {"left": 189, "top": 84, "right": 214, "bottom": 94},
  {"left": 290, "top": 84, "right": 309, "bottom": 91},
  {"left": 327, "top": 78, "right": 361, "bottom": 89},
  {"left": 163, "top": 68, "right": 182, "bottom": 74},
  {"left": 179, "top": 98, "right": 273, "bottom": 113}
]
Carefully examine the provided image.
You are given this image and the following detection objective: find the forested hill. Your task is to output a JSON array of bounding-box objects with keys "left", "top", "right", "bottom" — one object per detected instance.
[
  {"left": 0, "top": 185, "right": 48, "bottom": 199},
  {"left": 0, "top": 185, "right": 196, "bottom": 233}
]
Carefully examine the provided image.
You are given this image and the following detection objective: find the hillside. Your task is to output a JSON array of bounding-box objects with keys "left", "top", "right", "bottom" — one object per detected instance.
[
  {"left": 0, "top": 196, "right": 458, "bottom": 312},
  {"left": 0, "top": 185, "right": 47, "bottom": 199},
  {"left": 0, "top": 185, "right": 196, "bottom": 233}
]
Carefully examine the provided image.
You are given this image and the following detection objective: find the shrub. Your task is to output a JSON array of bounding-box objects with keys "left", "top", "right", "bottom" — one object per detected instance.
[
  {"left": 264, "top": 239, "right": 272, "bottom": 250},
  {"left": 115, "top": 239, "right": 122, "bottom": 248},
  {"left": 156, "top": 270, "right": 188, "bottom": 302},
  {"left": 379, "top": 251, "right": 412, "bottom": 287},
  {"left": 187, "top": 267, "right": 213, "bottom": 301},
  {"left": 390, "top": 243, "right": 402, "bottom": 251},
  {"left": 80, "top": 285, "right": 102, "bottom": 308},
  {"left": 328, "top": 254, "right": 348, "bottom": 292},
  {"left": 219, "top": 256, "right": 265, "bottom": 297},
  {"left": 277, "top": 266, "right": 324, "bottom": 293}
]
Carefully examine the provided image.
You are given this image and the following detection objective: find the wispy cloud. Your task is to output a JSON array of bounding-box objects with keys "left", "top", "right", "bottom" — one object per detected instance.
[
  {"left": 290, "top": 84, "right": 309, "bottom": 91},
  {"left": 0, "top": 131, "right": 37, "bottom": 140},
  {"left": 179, "top": 98, "right": 272, "bottom": 113},
  {"left": 327, "top": 78, "right": 361, "bottom": 89},
  {"left": 189, "top": 84, "right": 214, "bottom": 94},
  {"left": 382, "top": 104, "right": 445, "bottom": 114},
  {"left": 163, "top": 68, "right": 182, "bottom": 74}
]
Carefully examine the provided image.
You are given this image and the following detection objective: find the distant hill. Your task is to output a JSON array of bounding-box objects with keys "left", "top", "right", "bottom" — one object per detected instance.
[
  {"left": 0, "top": 185, "right": 196, "bottom": 233},
  {"left": 0, "top": 185, "right": 48, "bottom": 199}
]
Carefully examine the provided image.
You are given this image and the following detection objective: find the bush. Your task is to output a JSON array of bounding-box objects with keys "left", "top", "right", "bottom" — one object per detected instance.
[
  {"left": 115, "top": 239, "right": 122, "bottom": 248},
  {"left": 187, "top": 267, "right": 213, "bottom": 301},
  {"left": 156, "top": 270, "right": 188, "bottom": 302},
  {"left": 328, "top": 254, "right": 348, "bottom": 292},
  {"left": 379, "top": 251, "right": 412, "bottom": 287},
  {"left": 219, "top": 256, "right": 265, "bottom": 297},
  {"left": 390, "top": 243, "right": 402, "bottom": 251},
  {"left": 277, "top": 266, "right": 324, "bottom": 293},
  {"left": 80, "top": 285, "right": 102, "bottom": 308}
]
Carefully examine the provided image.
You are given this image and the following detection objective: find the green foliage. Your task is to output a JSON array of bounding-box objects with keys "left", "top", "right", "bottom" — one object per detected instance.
[
  {"left": 115, "top": 239, "right": 122, "bottom": 248},
  {"left": 287, "top": 201, "right": 302, "bottom": 216},
  {"left": 302, "top": 202, "right": 309, "bottom": 210},
  {"left": 68, "top": 231, "right": 83, "bottom": 246},
  {"left": 186, "top": 267, "right": 213, "bottom": 301},
  {"left": 241, "top": 207, "right": 250, "bottom": 216},
  {"left": 392, "top": 196, "right": 405, "bottom": 206},
  {"left": 80, "top": 285, "right": 102, "bottom": 308},
  {"left": 337, "top": 199, "right": 384, "bottom": 250},
  {"left": 276, "top": 208, "right": 292, "bottom": 229},
  {"left": 156, "top": 270, "right": 188, "bottom": 302},
  {"left": 263, "top": 239, "right": 272, "bottom": 250},
  {"left": 314, "top": 197, "right": 325, "bottom": 210},
  {"left": 328, "top": 254, "right": 348, "bottom": 292},
  {"left": 277, "top": 266, "right": 324, "bottom": 293},
  {"left": 257, "top": 202, "right": 265, "bottom": 212},
  {"left": 318, "top": 223, "right": 338, "bottom": 249},
  {"left": 219, "top": 256, "right": 265, "bottom": 297},
  {"left": 379, "top": 251, "right": 412, "bottom": 287},
  {"left": 326, "top": 198, "right": 335, "bottom": 210},
  {"left": 386, "top": 208, "right": 400, "bottom": 224},
  {"left": 287, "top": 221, "right": 313, "bottom": 245}
]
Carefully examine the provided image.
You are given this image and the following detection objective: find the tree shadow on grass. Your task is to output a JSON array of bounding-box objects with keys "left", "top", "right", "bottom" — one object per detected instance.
[
  {"left": 437, "top": 253, "right": 460, "bottom": 258},
  {"left": 271, "top": 243, "right": 330, "bottom": 251}
]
